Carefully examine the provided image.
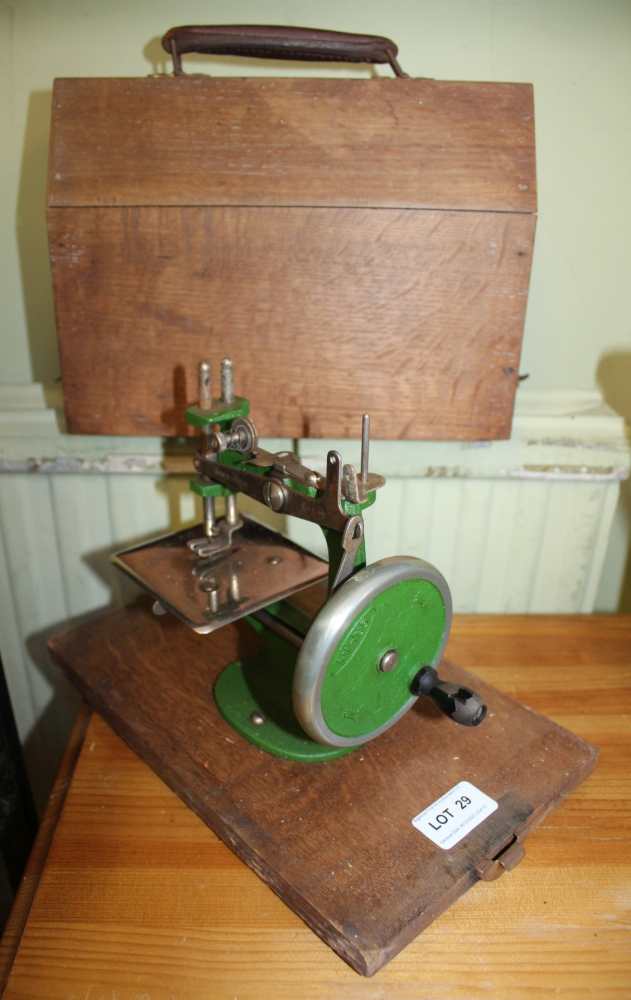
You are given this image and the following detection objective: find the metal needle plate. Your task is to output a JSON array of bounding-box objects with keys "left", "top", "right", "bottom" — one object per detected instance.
[{"left": 113, "top": 516, "right": 328, "bottom": 634}]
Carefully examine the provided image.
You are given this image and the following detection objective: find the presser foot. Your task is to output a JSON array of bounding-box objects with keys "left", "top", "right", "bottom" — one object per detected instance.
[{"left": 186, "top": 513, "right": 244, "bottom": 560}]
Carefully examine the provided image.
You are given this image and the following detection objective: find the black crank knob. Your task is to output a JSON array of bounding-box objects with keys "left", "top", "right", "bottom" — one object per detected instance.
[{"left": 411, "top": 667, "right": 487, "bottom": 727}]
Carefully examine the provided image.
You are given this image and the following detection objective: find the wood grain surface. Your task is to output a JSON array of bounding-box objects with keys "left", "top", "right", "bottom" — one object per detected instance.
[
  {"left": 48, "top": 206, "right": 535, "bottom": 439},
  {"left": 48, "top": 77, "right": 536, "bottom": 212},
  {"left": 3, "top": 615, "right": 630, "bottom": 997},
  {"left": 47, "top": 73, "right": 536, "bottom": 440},
  {"left": 0, "top": 707, "right": 89, "bottom": 996},
  {"left": 44, "top": 598, "right": 596, "bottom": 975}
]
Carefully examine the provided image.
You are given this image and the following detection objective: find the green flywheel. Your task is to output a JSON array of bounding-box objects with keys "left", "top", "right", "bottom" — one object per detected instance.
[{"left": 293, "top": 556, "right": 452, "bottom": 748}]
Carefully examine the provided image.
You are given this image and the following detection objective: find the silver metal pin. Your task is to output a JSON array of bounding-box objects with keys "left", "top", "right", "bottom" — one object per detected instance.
[
  {"left": 221, "top": 358, "right": 234, "bottom": 404},
  {"left": 199, "top": 360, "right": 212, "bottom": 409},
  {"left": 229, "top": 570, "right": 241, "bottom": 603},
  {"left": 360, "top": 413, "right": 370, "bottom": 483},
  {"left": 221, "top": 359, "right": 237, "bottom": 529},
  {"left": 225, "top": 493, "right": 238, "bottom": 526},
  {"left": 203, "top": 496, "right": 216, "bottom": 538},
  {"left": 208, "top": 587, "right": 220, "bottom": 614}
]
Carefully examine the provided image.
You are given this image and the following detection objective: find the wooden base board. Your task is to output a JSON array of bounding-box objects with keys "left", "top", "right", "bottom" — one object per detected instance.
[{"left": 48, "top": 599, "right": 597, "bottom": 976}]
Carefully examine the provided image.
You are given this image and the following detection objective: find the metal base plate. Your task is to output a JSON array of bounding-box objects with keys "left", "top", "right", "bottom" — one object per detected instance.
[{"left": 113, "top": 516, "right": 328, "bottom": 634}]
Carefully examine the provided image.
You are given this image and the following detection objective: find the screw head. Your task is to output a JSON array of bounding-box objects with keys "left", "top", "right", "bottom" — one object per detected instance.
[
  {"left": 378, "top": 649, "right": 399, "bottom": 673},
  {"left": 250, "top": 711, "right": 265, "bottom": 726},
  {"left": 263, "top": 480, "right": 287, "bottom": 512},
  {"left": 209, "top": 431, "right": 226, "bottom": 452}
]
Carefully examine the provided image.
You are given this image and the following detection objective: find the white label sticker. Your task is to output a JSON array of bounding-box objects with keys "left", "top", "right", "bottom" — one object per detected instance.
[{"left": 411, "top": 781, "right": 498, "bottom": 850}]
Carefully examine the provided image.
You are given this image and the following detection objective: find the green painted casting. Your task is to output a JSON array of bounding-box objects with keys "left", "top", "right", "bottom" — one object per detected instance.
[
  {"left": 214, "top": 625, "right": 352, "bottom": 762},
  {"left": 189, "top": 479, "right": 232, "bottom": 499},
  {"left": 185, "top": 396, "right": 250, "bottom": 428},
  {"left": 341, "top": 492, "right": 376, "bottom": 517},
  {"left": 192, "top": 392, "right": 405, "bottom": 755},
  {"left": 320, "top": 577, "right": 447, "bottom": 738},
  {"left": 263, "top": 601, "right": 312, "bottom": 637}
]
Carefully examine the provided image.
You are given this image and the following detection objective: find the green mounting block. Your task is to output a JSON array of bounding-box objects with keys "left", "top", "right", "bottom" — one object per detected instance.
[
  {"left": 189, "top": 479, "right": 232, "bottom": 499},
  {"left": 185, "top": 396, "right": 250, "bottom": 428}
]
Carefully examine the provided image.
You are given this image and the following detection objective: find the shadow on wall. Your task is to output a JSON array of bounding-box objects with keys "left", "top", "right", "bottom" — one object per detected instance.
[
  {"left": 23, "top": 616, "right": 84, "bottom": 813},
  {"left": 17, "top": 89, "right": 59, "bottom": 384},
  {"left": 22, "top": 536, "right": 143, "bottom": 813},
  {"left": 597, "top": 351, "right": 631, "bottom": 612}
]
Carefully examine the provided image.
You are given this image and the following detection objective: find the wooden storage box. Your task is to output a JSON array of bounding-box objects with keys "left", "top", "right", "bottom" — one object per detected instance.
[{"left": 47, "top": 36, "right": 536, "bottom": 440}]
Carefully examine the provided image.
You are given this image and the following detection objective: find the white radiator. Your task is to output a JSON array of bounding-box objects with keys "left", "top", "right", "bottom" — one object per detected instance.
[{"left": 0, "top": 385, "right": 627, "bottom": 806}]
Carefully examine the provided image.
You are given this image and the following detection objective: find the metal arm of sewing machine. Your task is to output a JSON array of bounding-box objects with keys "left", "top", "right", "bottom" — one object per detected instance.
[
  {"left": 182, "top": 359, "right": 486, "bottom": 731},
  {"left": 186, "top": 358, "right": 384, "bottom": 594}
]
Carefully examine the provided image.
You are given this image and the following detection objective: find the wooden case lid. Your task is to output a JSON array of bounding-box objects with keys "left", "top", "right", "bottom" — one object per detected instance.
[
  {"left": 47, "top": 74, "right": 536, "bottom": 441},
  {"left": 49, "top": 77, "right": 536, "bottom": 213}
]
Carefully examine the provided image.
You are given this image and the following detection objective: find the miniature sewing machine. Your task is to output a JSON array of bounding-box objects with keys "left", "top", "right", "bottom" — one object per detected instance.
[
  {"left": 51, "top": 353, "right": 595, "bottom": 975},
  {"left": 114, "top": 358, "right": 486, "bottom": 762},
  {"left": 45, "top": 29, "right": 598, "bottom": 976}
]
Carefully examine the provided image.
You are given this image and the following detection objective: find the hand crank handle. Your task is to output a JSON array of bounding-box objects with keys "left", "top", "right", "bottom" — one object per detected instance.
[{"left": 411, "top": 666, "right": 487, "bottom": 727}]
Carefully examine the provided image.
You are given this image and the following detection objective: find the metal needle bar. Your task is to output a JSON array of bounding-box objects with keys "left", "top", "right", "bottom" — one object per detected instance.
[
  {"left": 199, "top": 360, "right": 215, "bottom": 536},
  {"left": 220, "top": 358, "right": 238, "bottom": 527},
  {"left": 360, "top": 413, "right": 370, "bottom": 483}
]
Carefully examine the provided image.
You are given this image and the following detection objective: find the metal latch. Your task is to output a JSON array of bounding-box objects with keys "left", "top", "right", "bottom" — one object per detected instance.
[{"left": 475, "top": 835, "right": 525, "bottom": 882}]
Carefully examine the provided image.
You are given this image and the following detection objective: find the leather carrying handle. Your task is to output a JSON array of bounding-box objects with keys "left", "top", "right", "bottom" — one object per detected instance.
[{"left": 161, "top": 25, "right": 408, "bottom": 78}]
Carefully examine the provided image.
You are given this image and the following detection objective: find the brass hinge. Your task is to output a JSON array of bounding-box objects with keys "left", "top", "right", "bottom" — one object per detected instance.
[{"left": 475, "top": 835, "right": 525, "bottom": 882}]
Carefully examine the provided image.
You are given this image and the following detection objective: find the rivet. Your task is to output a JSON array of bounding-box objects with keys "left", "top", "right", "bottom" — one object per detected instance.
[
  {"left": 250, "top": 711, "right": 265, "bottom": 726},
  {"left": 378, "top": 649, "right": 399, "bottom": 673}
]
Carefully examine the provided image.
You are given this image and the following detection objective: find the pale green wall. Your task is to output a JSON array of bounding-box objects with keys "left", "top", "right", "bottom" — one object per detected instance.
[{"left": 1, "top": 0, "right": 631, "bottom": 608}]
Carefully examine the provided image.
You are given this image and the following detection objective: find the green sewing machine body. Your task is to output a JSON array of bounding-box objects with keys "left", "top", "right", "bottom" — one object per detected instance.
[{"left": 114, "top": 358, "right": 485, "bottom": 764}]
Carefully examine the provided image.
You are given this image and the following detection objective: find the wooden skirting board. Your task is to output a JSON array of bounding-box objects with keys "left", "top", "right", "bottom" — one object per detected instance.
[{"left": 48, "top": 599, "right": 596, "bottom": 976}]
